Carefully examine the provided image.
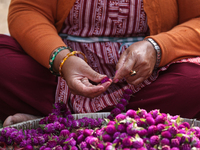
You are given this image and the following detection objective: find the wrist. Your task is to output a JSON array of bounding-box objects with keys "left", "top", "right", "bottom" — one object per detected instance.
[
  {"left": 49, "top": 46, "right": 72, "bottom": 76},
  {"left": 145, "top": 38, "right": 161, "bottom": 70}
]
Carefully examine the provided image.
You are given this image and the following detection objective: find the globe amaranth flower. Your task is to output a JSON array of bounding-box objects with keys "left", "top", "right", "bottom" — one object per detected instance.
[
  {"left": 46, "top": 140, "right": 57, "bottom": 148},
  {"left": 111, "top": 108, "right": 121, "bottom": 117}
]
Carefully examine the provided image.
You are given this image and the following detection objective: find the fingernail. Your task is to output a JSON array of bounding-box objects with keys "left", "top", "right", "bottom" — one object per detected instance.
[{"left": 113, "top": 79, "right": 119, "bottom": 83}]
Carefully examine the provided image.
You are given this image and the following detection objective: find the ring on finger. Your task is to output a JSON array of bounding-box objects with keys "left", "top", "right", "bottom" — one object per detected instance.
[{"left": 130, "top": 70, "right": 137, "bottom": 76}]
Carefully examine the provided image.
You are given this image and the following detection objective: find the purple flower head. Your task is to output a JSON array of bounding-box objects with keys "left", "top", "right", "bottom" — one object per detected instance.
[
  {"left": 171, "top": 148, "right": 180, "bottom": 150},
  {"left": 113, "top": 132, "right": 121, "bottom": 139},
  {"left": 107, "top": 120, "right": 116, "bottom": 126},
  {"left": 137, "top": 118, "right": 147, "bottom": 127},
  {"left": 24, "top": 145, "right": 33, "bottom": 150},
  {"left": 161, "top": 130, "right": 172, "bottom": 139},
  {"left": 32, "top": 137, "right": 39, "bottom": 146},
  {"left": 52, "top": 108, "right": 61, "bottom": 116},
  {"left": 147, "top": 125, "right": 158, "bottom": 135},
  {"left": 124, "top": 89, "right": 133, "bottom": 95},
  {"left": 119, "top": 132, "right": 128, "bottom": 139},
  {"left": 117, "top": 124, "right": 126, "bottom": 133},
  {"left": 171, "top": 138, "right": 180, "bottom": 147},
  {"left": 180, "top": 134, "right": 191, "bottom": 144},
  {"left": 146, "top": 116, "right": 155, "bottom": 126},
  {"left": 1, "top": 127, "right": 10, "bottom": 137},
  {"left": 137, "top": 109, "right": 148, "bottom": 118},
  {"left": 102, "top": 134, "right": 112, "bottom": 142},
  {"left": 87, "top": 136, "right": 99, "bottom": 146},
  {"left": 122, "top": 137, "right": 132, "bottom": 147},
  {"left": 111, "top": 108, "right": 121, "bottom": 117},
  {"left": 39, "top": 146, "right": 46, "bottom": 150},
  {"left": 120, "top": 98, "right": 128, "bottom": 106},
  {"left": 155, "top": 114, "right": 166, "bottom": 124},
  {"left": 10, "top": 131, "right": 18, "bottom": 139},
  {"left": 48, "top": 114, "right": 58, "bottom": 123},
  {"left": 53, "top": 121, "right": 61, "bottom": 130},
  {"left": 191, "top": 136, "right": 200, "bottom": 147},
  {"left": 126, "top": 123, "right": 138, "bottom": 136},
  {"left": 161, "top": 138, "right": 170, "bottom": 146},
  {"left": 77, "top": 134, "right": 85, "bottom": 144},
  {"left": 181, "top": 122, "right": 190, "bottom": 129},
  {"left": 72, "top": 120, "right": 80, "bottom": 129},
  {"left": 44, "top": 148, "right": 51, "bottom": 150},
  {"left": 168, "top": 126, "right": 178, "bottom": 135},
  {"left": 126, "top": 109, "right": 137, "bottom": 118},
  {"left": 67, "top": 114, "right": 74, "bottom": 120},
  {"left": 150, "top": 135, "right": 160, "bottom": 146},
  {"left": 69, "top": 132, "right": 77, "bottom": 140},
  {"left": 71, "top": 146, "right": 78, "bottom": 150},
  {"left": 54, "top": 102, "right": 67, "bottom": 111},
  {"left": 132, "top": 135, "right": 144, "bottom": 149},
  {"left": 157, "top": 124, "right": 166, "bottom": 132},
  {"left": 59, "top": 129, "right": 70, "bottom": 138},
  {"left": 83, "top": 129, "right": 93, "bottom": 137},
  {"left": 101, "top": 77, "right": 110, "bottom": 84},
  {"left": 37, "top": 136, "right": 45, "bottom": 145},
  {"left": 181, "top": 143, "right": 191, "bottom": 150},
  {"left": 113, "top": 138, "right": 121, "bottom": 146},
  {"left": 116, "top": 103, "right": 125, "bottom": 111},
  {"left": 80, "top": 141, "right": 87, "bottom": 149},
  {"left": 123, "top": 93, "right": 131, "bottom": 100},
  {"left": 115, "top": 114, "right": 126, "bottom": 122},
  {"left": 44, "top": 123, "right": 55, "bottom": 133},
  {"left": 138, "top": 128, "right": 148, "bottom": 137},
  {"left": 20, "top": 140, "right": 27, "bottom": 148},
  {"left": 106, "top": 125, "right": 116, "bottom": 135},
  {"left": 54, "top": 146, "right": 63, "bottom": 150},
  {"left": 47, "top": 140, "right": 57, "bottom": 148},
  {"left": 97, "top": 142, "right": 104, "bottom": 149},
  {"left": 65, "top": 137, "right": 76, "bottom": 146},
  {"left": 161, "top": 145, "right": 170, "bottom": 150}
]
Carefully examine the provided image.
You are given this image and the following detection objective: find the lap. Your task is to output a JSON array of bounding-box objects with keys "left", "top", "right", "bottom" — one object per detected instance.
[{"left": 0, "top": 34, "right": 57, "bottom": 120}]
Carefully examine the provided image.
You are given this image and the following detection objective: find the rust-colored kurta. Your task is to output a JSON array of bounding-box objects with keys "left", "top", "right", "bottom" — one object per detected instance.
[{"left": 8, "top": 0, "right": 200, "bottom": 68}]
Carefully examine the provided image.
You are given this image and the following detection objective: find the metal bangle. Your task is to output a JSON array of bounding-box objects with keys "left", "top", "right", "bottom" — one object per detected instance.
[{"left": 145, "top": 38, "right": 161, "bottom": 70}]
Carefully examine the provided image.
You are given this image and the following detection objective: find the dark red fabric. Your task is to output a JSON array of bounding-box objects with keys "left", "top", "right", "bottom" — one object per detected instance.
[
  {"left": 101, "top": 63, "right": 200, "bottom": 120},
  {"left": 0, "top": 34, "right": 57, "bottom": 121}
]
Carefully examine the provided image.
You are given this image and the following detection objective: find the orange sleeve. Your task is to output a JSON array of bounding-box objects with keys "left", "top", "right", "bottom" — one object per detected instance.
[
  {"left": 150, "top": 18, "right": 200, "bottom": 67},
  {"left": 8, "top": 0, "right": 66, "bottom": 68},
  {"left": 146, "top": 1, "right": 200, "bottom": 67}
]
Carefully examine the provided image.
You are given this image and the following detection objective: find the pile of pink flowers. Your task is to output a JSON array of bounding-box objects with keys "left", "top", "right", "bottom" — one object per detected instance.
[{"left": 0, "top": 100, "right": 200, "bottom": 150}]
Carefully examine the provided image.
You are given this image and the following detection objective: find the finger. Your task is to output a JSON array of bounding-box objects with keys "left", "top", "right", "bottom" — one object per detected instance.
[
  {"left": 71, "top": 80, "right": 109, "bottom": 97},
  {"left": 80, "top": 65, "right": 107, "bottom": 83},
  {"left": 116, "top": 50, "right": 128, "bottom": 71},
  {"left": 114, "top": 54, "right": 136, "bottom": 82}
]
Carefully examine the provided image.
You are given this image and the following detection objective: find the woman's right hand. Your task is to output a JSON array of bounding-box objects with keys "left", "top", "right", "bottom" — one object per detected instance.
[{"left": 54, "top": 50, "right": 112, "bottom": 98}]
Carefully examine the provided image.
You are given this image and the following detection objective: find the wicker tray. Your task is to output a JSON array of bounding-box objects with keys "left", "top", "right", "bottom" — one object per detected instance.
[{"left": 0, "top": 112, "right": 200, "bottom": 131}]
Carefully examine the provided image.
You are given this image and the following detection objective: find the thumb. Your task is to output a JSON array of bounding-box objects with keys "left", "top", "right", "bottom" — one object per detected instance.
[{"left": 84, "top": 66, "right": 108, "bottom": 83}]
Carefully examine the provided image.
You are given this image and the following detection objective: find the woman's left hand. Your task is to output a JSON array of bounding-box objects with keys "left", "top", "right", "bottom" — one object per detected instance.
[{"left": 113, "top": 40, "right": 157, "bottom": 86}]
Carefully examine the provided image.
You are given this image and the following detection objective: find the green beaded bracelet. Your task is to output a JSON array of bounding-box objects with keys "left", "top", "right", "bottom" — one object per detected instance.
[{"left": 49, "top": 46, "right": 73, "bottom": 76}]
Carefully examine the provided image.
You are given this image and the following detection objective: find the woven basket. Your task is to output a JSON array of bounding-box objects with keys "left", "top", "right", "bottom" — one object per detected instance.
[{"left": 0, "top": 112, "right": 200, "bottom": 131}]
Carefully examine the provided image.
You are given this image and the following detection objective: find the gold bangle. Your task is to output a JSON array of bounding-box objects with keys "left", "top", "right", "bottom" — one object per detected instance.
[{"left": 59, "top": 51, "right": 87, "bottom": 76}]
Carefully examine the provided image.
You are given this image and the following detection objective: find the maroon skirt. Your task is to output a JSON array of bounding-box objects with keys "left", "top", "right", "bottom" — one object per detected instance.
[{"left": 0, "top": 34, "right": 199, "bottom": 121}]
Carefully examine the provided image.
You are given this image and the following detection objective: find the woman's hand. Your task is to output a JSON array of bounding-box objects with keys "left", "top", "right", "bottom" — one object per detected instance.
[
  {"left": 61, "top": 55, "right": 112, "bottom": 98},
  {"left": 113, "top": 40, "right": 157, "bottom": 86}
]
